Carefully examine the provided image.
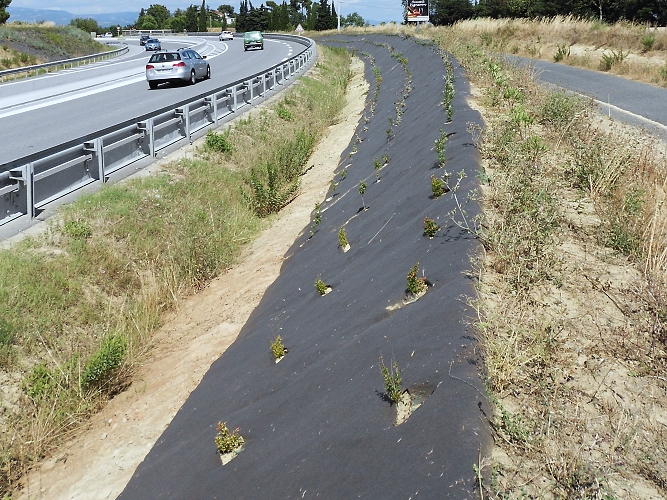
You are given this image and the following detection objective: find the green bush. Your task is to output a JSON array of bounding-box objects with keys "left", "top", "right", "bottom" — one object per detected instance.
[
  {"left": 244, "top": 163, "right": 299, "bottom": 217},
  {"left": 25, "top": 363, "right": 58, "bottom": 400},
  {"left": 641, "top": 34, "right": 655, "bottom": 52},
  {"left": 204, "top": 129, "right": 233, "bottom": 153},
  {"left": 82, "top": 334, "right": 127, "bottom": 391}
]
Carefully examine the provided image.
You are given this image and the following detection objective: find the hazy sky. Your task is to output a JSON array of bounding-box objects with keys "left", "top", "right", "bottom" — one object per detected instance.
[{"left": 10, "top": 0, "right": 405, "bottom": 23}]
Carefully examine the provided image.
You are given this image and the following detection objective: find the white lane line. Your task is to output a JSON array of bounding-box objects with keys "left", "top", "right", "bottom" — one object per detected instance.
[
  {"left": 0, "top": 74, "right": 147, "bottom": 119},
  {"left": 0, "top": 43, "right": 228, "bottom": 118}
]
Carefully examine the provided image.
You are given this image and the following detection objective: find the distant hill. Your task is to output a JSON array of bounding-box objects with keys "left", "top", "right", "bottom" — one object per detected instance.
[{"left": 6, "top": 7, "right": 137, "bottom": 27}]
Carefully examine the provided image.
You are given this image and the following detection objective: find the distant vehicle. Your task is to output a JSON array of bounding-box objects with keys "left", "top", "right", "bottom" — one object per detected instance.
[
  {"left": 145, "top": 48, "right": 210, "bottom": 89},
  {"left": 219, "top": 31, "right": 234, "bottom": 41},
  {"left": 145, "top": 38, "right": 161, "bottom": 51},
  {"left": 103, "top": 32, "right": 113, "bottom": 38},
  {"left": 140, "top": 34, "right": 150, "bottom": 46},
  {"left": 243, "top": 31, "right": 263, "bottom": 51}
]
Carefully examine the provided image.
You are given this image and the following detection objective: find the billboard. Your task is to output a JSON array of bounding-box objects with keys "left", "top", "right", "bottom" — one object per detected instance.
[{"left": 407, "top": 0, "right": 429, "bottom": 22}]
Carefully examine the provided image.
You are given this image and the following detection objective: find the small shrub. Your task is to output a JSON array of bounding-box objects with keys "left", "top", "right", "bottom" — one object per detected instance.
[
  {"left": 62, "top": 219, "right": 92, "bottom": 239},
  {"left": 340, "top": 169, "right": 347, "bottom": 180},
  {"left": 25, "top": 363, "right": 58, "bottom": 400},
  {"left": 204, "top": 129, "right": 233, "bottom": 153},
  {"left": 659, "top": 63, "right": 667, "bottom": 83},
  {"left": 309, "top": 202, "right": 322, "bottom": 237},
  {"left": 214, "top": 422, "right": 245, "bottom": 454},
  {"left": 641, "top": 34, "right": 655, "bottom": 52},
  {"left": 434, "top": 129, "right": 447, "bottom": 168},
  {"left": 244, "top": 163, "right": 299, "bottom": 217},
  {"left": 270, "top": 335, "right": 285, "bottom": 359},
  {"left": 82, "top": 334, "right": 127, "bottom": 391},
  {"left": 479, "top": 32, "right": 493, "bottom": 46},
  {"left": 275, "top": 103, "right": 294, "bottom": 121},
  {"left": 315, "top": 276, "right": 328, "bottom": 296},
  {"left": 553, "top": 44, "right": 570, "bottom": 62},
  {"left": 431, "top": 174, "right": 446, "bottom": 198},
  {"left": 380, "top": 357, "right": 402, "bottom": 404},
  {"left": 338, "top": 227, "right": 348, "bottom": 249},
  {"left": 374, "top": 157, "right": 382, "bottom": 182},
  {"left": 599, "top": 48, "right": 628, "bottom": 71},
  {"left": 359, "top": 180, "right": 367, "bottom": 208},
  {"left": 406, "top": 262, "right": 427, "bottom": 295},
  {"left": 423, "top": 217, "right": 440, "bottom": 238}
]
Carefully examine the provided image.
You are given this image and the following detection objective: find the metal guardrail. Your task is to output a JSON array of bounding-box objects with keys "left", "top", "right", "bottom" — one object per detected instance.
[
  {"left": 0, "top": 45, "right": 129, "bottom": 83},
  {"left": 0, "top": 35, "right": 317, "bottom": 227}
]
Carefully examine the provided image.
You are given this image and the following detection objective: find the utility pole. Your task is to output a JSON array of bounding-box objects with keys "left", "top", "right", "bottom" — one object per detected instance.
[{"left": 337, "top": 0, "right": 340, "bottom": 31}]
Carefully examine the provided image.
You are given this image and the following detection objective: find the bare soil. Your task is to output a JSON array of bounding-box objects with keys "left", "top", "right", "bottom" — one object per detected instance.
[{"left": 14, "top": 56, "right": 368, "bottom": 500}]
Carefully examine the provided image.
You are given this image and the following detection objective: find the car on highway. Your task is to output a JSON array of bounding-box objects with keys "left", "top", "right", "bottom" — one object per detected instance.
[
  {"left": 219, "top": 31, "right": 234, "bottom": 41},
  {"left": 145, "top": 48, "right": 210, "bottom": 89},
  {"left": 140, "top": 34, "right": 150, "bottom": 46},
  {"left": 243, "top": 31, "right": 263, "bottom": 51},
  {"left": 145, "top": 38, "right": 161, "bottom": 51}
]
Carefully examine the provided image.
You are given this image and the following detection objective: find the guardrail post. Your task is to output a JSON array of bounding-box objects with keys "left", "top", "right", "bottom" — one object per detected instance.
[
  {"left": 137, "top": 119, "right": 155, "bottom": 158},
  {"left": 233, "top": 85, "right": 238, "bottom": 112},
  {"left": 84, "top": 139, "right": 104, "bottom": 181},
  {"left": 9, "top": 164, "right": 34, "bottom": 220},
  {"left": 248, "top": 80, "right": 253, "bottom": 104},
  {"left": 206, "top": 95, "right": 218, "bottom": 125},
  {"left": 262, "top": 73, "right": 266, "bottom": 96},
  {"left": 175, "top": 105, "right": 191, "bottom": 142}
]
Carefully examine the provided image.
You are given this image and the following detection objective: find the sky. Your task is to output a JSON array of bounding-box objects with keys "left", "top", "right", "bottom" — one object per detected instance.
[{"left": 9, "top": 0, "right": 405, "bottom": 24}]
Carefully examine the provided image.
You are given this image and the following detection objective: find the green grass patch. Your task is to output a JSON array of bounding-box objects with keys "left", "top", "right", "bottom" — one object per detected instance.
[{"left": 0, "top": 45, "right": 352, "bottom": 497}]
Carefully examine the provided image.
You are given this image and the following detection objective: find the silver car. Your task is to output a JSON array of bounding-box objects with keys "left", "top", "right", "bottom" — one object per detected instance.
[
  {"left": 145, "top": 49, "right": 210, "bottom": 89},
  {"left": 145, "top": 38, "right": 161, "bottom": 51}
]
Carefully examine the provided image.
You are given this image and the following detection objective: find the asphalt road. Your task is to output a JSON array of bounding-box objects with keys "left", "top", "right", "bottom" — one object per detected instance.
[
  {"left": 511, "top": 56, "right": 667, "bottom": 137},
  {"left": 0, "top": 36, "right": 303, "bottom": 165}
]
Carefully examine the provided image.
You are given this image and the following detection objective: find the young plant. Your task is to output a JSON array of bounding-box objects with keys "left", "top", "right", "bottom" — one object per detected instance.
[
  {"left": 330, "top": 181, "right": 338, "bottom": 194},
  {"left": 431, "top": 174, "right": 447, "bottom": 198},
  {"left": 315, "top": 276, "right": 328, "bottom": 296},
  {"left": 338, "top": 226, "right": 349, "bottom": 250},
  {"left": 340, "top": 168, "right": 347, "bottom": 180},
  {"left": 374, "top": 157, "right": 382, "bottom": 182},
  {"left": 309, "top": 202, "right": 322, "bottom": 237},
  {"left": 423, "top": 217, "right": 440, "bottom": 238},
  {"left": 214, "top": 422, "right": 245, "bottom": 454},
  {"left": 270, "top": 335, "right": 286, "bottom": 360},
  {"left": 380, "top": 357, "right": 403, "bottom": 405},
  {"left": 406, "top": 262, "right": 427, "bottom": 295},
  {"left": 359, "top": 180, "right": 367, "bottom": 209},
  {"left": 434, "top": 128, "right": 447, "bottom": 168},
  {"left": 382, "top": 154, "right": 389, "bottom": 165}
]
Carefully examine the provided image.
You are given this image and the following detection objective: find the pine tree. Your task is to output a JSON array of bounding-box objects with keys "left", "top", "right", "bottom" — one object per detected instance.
[
  {"left": 315, "top": 0, "right": 333, "bottom": 30},
  {"left": 199, "top": 0, "right": 208, "bottom": 31},
  {"left": 0, "top": 0, "right": 10, "bottom": 24}
]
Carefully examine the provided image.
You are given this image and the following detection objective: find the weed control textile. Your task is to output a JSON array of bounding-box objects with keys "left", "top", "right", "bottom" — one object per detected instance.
[{"left": 119, "top": 35, "right": 491, "bottom": 499}]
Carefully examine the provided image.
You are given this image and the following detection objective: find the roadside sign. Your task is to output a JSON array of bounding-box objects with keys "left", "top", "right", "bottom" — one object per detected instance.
[
  {"left": 296, "top": 23, "right": 304, "bottom": 35},
  {"left": 407, "top": 0, "right": 429, "bottom": 22}
]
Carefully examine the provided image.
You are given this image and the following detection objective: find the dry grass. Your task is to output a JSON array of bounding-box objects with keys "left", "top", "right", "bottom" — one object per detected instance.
[
  {"left": 448, "top": 16, "right": 667, "bottom": 86},
  {"left": 295, "top": 22, "right": 667, "bottom": 497}
]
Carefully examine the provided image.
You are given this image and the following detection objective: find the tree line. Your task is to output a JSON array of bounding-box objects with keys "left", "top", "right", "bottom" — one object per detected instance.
[
  {"left": 96, "top": 1, "right": 368, "bottom": 33},
  {"left": 425, "top": 0, "right": 667, "bottom": 26}
]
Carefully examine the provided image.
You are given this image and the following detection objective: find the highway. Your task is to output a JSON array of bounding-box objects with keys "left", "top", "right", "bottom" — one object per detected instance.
[{"left": 0, "top": 35, "right": 304, "bottom": 166}]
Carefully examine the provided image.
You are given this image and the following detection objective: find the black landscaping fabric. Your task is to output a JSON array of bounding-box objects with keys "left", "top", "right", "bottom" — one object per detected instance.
[{"left": 118, "top": 34, "right": 491, "bottom": 499}]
